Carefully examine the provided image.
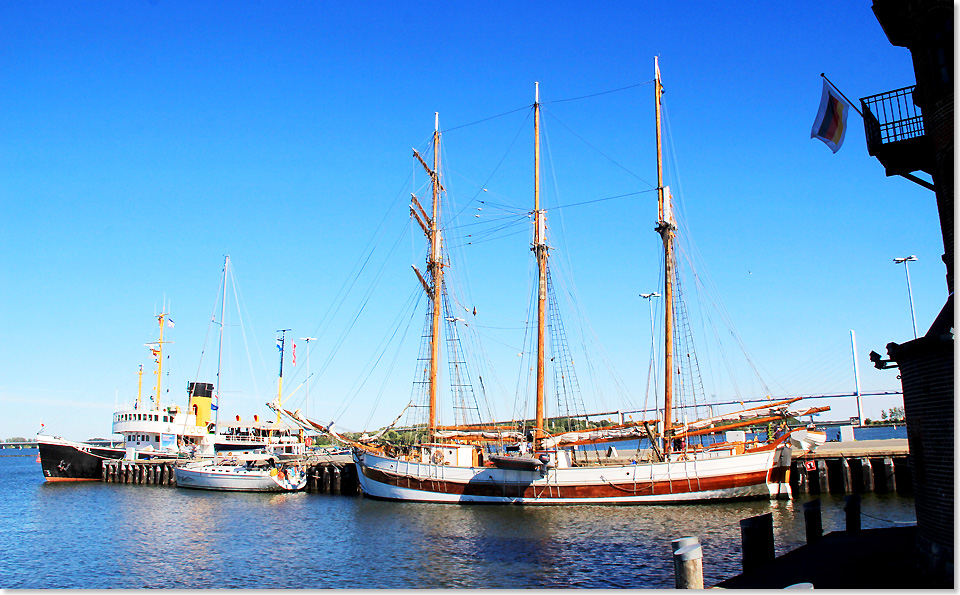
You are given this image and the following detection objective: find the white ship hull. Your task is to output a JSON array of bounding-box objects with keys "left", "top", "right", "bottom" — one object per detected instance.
[
  {"left": 354, "top": 440, "right": 792, "bottom": 505},
  {"left": 175, "top": 463, "right": 306, "bottom": 492}
]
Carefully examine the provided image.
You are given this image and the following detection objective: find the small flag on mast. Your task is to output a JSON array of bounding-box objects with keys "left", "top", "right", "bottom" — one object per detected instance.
[
  {"left": 811, "top": 78, "right": 853, "bottom": 153},
  {"left": 292, "top": 343, "right": 297, "bottom": 366}
]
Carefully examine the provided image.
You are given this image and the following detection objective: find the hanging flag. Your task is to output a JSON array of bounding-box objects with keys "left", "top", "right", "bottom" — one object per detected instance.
[
  {"left": 811, "top": 79, "right": 853, "bottom": 153},
  {"left": 167, "top": 318, "right": 175, "bottom": 328},
  {"left": 292, "top": 343, "right": 297, "bottom": 366},
  {"left": 276, "top": 338, "right": 283, "bottom": 351}
]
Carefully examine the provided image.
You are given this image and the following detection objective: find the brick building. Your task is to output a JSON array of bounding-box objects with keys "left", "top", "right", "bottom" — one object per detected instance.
[{"left": 862, "top": 0, "right": 953, "bottom": 586}]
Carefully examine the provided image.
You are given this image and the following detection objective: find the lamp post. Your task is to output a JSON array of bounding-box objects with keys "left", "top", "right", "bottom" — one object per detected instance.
[{"left": 893, "top": 256, "right": 918, "bottom": 339}]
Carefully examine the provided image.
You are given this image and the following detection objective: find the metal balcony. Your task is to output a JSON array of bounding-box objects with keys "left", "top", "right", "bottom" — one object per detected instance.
[{"left": 860, "top": 86, "right": 933, "bottom": 177}]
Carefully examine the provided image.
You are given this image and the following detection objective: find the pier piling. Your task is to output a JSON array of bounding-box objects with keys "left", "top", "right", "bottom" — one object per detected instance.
[
  {"left": 673, "top": 543, "right": 704, "bottom": 589},
  {"left": 844, "top": 494, "right": 861, "bottom": 532},
  {"left": 802, "top": 499, "right": 822, "bottom": 543},
  {"left": 740, "top": 513, "right": 775, "bottom": 572}
]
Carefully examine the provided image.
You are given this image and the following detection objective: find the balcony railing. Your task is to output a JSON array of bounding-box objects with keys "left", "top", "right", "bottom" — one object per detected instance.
[
  {"left": 859, "top": 85, "right": 931, "bottom": 176},
  {"left": 860, "top": 86, "right": 924, "bottom": 152}
]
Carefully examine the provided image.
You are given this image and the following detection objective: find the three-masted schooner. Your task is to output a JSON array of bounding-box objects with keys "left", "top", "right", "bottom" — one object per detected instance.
[{"left": 303, "top": 60, "right": 828, "bottom": 504}]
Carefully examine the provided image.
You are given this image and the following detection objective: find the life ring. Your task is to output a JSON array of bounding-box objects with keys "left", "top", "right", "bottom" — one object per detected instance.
[{"left": 431, "top": 450, "right": 443, "bottom": 464}]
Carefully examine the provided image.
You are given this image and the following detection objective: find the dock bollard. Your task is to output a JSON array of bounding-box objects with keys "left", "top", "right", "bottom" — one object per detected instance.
[
  {"left": 844, "top": 494, "right": 861, "bottom": 532},
  {"left": 673, "top": 543, "right": 704, "bottom": 589},
  {"left": 802, "top": 499, "right": 822, "bottom": 543},
  {"left": 740, "top": 512, "right": 775, "bottom": 572}
]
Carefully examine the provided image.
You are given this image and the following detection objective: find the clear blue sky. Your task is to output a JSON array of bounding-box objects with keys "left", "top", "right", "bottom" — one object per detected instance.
[{"left": 1, "top": 2, "right": 945, "bottom": 440}]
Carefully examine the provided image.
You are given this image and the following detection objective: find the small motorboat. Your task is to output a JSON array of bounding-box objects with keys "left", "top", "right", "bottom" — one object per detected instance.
[{"left": 174, "top": 454, "right": 306, "bottom": 492}]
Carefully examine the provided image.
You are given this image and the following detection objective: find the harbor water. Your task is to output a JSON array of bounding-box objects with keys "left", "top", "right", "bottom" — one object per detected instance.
[{"left": 1, "top": 451, "right": 916, "bottom": 589}]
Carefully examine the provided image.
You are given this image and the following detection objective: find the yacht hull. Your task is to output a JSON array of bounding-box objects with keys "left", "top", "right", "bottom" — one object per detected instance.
[{"left": 174, "top": 465, "right": 306, "bottom": 492}]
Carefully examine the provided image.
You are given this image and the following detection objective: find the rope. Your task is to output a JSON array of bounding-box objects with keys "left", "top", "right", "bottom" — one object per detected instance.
[{"left": 860, "top": 510, "right": 916, "bottom": 526}]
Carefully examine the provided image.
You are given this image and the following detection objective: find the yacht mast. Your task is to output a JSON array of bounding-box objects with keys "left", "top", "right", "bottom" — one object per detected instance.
[
  {"left": 654, "top": 57, "right": 676, "bottom": 451},
  {"left": 276, "top": 328, "right": 291, "bottom": 423},
  {"left": 533, "top": 82, "right": 547, "bottom": 448},
  {"left": 155, "top": 311, "right": 167, "bottom": 411},
  {"left": 411, "top": 113, "right": 444, "bottom": 434},
  {"left": 215, "top": 255, "right": 229, "bottom": 431}
]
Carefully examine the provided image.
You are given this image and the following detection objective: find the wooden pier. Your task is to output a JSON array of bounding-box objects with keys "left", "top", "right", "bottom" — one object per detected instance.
[
  {"left": 100, "top": 454, "right": 358, "bottom": 495},
  {"left": 790, "top": 439, "right": 911, "bottom": 496}
]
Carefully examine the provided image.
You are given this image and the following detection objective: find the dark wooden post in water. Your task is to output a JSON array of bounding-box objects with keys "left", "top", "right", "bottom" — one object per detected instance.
[
  {"left": 803, "top": 499, "right": 822, "bottom": 543},
  {"left": 881, "top": 457, "right": 896, "bottom": 493},
  {"left": 331, "top": 467, "right": 341, "bottom": 493},
  {"left": 860, "top": 458, "right": 874, "bottom": 492},
  {"left": 816, "top": 460, "right": 829, "bottom": 494},
  {"left": 740, "top": 513, "right": 775, "bottom": 571},
  {"left": 844, "top": 494, "right": 861, "bottom": 532}
]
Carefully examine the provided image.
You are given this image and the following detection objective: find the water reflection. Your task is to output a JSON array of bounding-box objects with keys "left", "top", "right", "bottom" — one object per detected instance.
[{"left": 1, "top": 456, "right": 916, "bottom": 589}]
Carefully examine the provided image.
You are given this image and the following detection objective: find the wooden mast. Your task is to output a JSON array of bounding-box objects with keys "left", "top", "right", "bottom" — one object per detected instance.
[
  {"left": 154, "top": 311, "right": 166, "bottom": 411},
  {"left": 533, "top": 83, "right": 547, "bottom": 448},
  {"left": 654, "top": 57, "right": 676, "bottom": 452},
  {"left": 411, "top": 113, "right": 444, "bottom": 435}
]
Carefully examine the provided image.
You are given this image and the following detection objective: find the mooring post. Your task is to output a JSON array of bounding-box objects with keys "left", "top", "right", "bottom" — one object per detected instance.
[
  {"left": 673, "top": 543, "right": 704, "bottom": 589},
  {"left": 671, "top": 536, "right": 699, "bottom": 553},
  {"left": 839, "top": 458, "right": 852, "bottom": 493},
  {"left": 802, "top": 499, "right": 822, "bottom": 543},
  {"left": 331, "top": 467, "right": 341, "bottom": 493},
  {"left": 860, "top": 457, "right": 874, "bottom": 492},
  {"left": 844, "top": 493, "right": 861, "bottom": 532},
  {"left": 816, "top": 459, "right": 829, "bottom": 494},
  {"left": 740, "top": 512, "right": 775, "bottom": 572},
  {"left": 881, "top": 457, "right": 896, "bottom": 493}
]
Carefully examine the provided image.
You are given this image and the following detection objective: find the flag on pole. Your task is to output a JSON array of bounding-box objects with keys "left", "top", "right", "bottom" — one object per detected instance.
[
  {"left": 276, "top": 337, "right": 282, "bottom": 351},
  {"left": 292, "top": 343, "right": 297, "bottom": 366},
  {"left": 167, "top": 318, "right": 175, "bottom": 328},
  {"left": 811, "top": 79, "right": 853, "bottom": 153}
]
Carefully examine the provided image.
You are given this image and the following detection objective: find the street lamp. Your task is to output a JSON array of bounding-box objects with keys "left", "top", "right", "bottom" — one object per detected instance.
[{"left": 893, "top": 256, "right": 918, "bottom": 339}]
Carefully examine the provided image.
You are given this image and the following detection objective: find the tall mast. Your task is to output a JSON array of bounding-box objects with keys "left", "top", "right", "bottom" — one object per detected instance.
[
  {"left": 654, "top": 57, "right": 676, "bottom": 452},
  {"left": 155, "top": 311, "right": 166, "bottom": 411},
  {"left": 215, "top": 255, "right": 229, "bottom": 431},
  {"left": 137, "top": 364, "right": 143, "bottom": 409},
  {"left": 533, "top": 82, "right": 547, "bottom": 448},
  {"left": 276, "top": 328, "right": 291, "bottom": 423},
  {"left": 410, "top": 113, "right": 444, "bottom": 435}
]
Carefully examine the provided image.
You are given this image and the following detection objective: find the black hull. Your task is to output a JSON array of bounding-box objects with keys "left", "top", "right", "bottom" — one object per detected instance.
[{"left": 39, "top": 440, "right": 123, "bottom": 481}]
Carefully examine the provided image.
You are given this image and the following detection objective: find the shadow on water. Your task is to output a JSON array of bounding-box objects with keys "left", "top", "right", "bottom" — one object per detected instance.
[{"left": 0, "top": 456, "right": 916, "bottom": 588}]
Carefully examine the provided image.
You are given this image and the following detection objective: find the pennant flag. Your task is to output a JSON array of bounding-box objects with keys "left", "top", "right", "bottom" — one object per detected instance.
[
  {"left": 292, "top": 343, "right": 297, "bottom": 366},
  {"left": 167, "top": 318, "right": 175, "bottom": 328},
  {"left": 276, "top": 338, "right": 283, "bottom": 351},
  {"left": 811, "top": 79, "right": 853, "bottom": 153}
]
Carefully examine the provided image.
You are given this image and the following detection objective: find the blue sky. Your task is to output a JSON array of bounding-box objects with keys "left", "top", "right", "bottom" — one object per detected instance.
[{"left": 0, "top": 2, "right": 945, "bottom": 440}]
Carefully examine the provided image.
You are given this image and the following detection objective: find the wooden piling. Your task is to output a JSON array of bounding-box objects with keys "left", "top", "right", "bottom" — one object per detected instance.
[
  {"left": 881, "top": 457, "right": 896, "bottom": 493},
  {"left": 740, "top": 512, "right": 775, "bottom": 572},
  {"left": 859, "top": 457, "right": 874, "bottom": 493},
  {"left": 673, "top": 543, "right": 704, "bottom": 589},
  {"left": 148, "top": 465, "right": 155, "bottom": 484},
  {"left": 671, "top": 536, "right": 699, "bottom": 553},
  {"left": 803, "top": 499, "right": 822, "bottom": 543},
  {"left": 816, "top": 460, "right": 829, "bottom": 494},
  {"left": 331, "top": 467, "right": 341, "bottom": 493},
  {"left": 124, "top": 464, "right": 131, "bottom": 484},
  {"left": 844, "top": 494, "right": 861, "bottom": 532},
  {"left": 321, "top": 467, "right": 330, "bottom": 492},
  {"left": 839, "top": 458, "right": 852, "bottom": 493}
]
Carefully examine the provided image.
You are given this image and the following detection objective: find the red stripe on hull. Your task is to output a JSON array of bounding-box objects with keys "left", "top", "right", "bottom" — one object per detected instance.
[{"left": 360, "top": 465, "right": 773, "bottom": 500}]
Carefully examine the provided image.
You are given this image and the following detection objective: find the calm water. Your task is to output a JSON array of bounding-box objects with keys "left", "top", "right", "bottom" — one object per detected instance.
[{"left": 0, "top": 451, "right": 916, "bottom": 589}]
